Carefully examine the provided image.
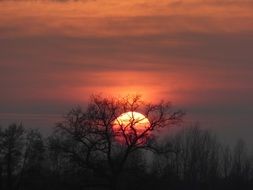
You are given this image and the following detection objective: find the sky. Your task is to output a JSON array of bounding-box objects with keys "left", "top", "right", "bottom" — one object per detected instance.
[{"left": 0, "top": 0, "right": 253, "bottom": 145}]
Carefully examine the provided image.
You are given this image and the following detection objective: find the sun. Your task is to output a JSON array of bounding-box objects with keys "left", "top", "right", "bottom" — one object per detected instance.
[{"left": 113, "top": 111, "right": 150, "bottom": 143}]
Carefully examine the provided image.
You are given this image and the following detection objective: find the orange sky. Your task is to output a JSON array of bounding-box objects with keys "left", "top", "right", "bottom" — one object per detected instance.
[
  {"left": 0, "top": 0, "right": 253, "bottom": 144},
  {"left": 1, "top": 0, "right": 253, "bottom": 37}
]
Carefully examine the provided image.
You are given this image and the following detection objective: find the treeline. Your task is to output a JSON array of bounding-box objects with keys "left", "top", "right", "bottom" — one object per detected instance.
[
  {"left": 0, "top": 124, "right": 252, "bottom": 190},
  {"left": 151, "top": 127, "right": 253, "bottom": 190},
  {"left": 0, "top": 96, "right": 252, "bottom": 190}
]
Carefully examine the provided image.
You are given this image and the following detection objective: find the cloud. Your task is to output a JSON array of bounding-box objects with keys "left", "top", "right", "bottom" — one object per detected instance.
[{"left": 0, "top": 1, "right": 253, "bottom": 145}]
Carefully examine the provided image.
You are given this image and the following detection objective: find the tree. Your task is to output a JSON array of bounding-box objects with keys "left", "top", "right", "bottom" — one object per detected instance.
[
  {"left": 221, "top": 145, "right": 232, "bottom": 179},
  {"left": 0, "top": 123, "right": 25, "bottom": 190},
  {"left": 47, "top": 133, "right": 86, "bottom": 190},
  {"left": 230, "top": 139, "right": 251, "bottom": 189},
  {"left": 0, "top": 126, "right": 3, "bottom": 189},
  {"left": 152, "top": 126, "right": 221, "bottom": 189},
  {"left": 55, "top": 95, "right": 184, "bottom": 189},
  {"left": 17, "top": 129, "right": 46, "bottom": 190}
]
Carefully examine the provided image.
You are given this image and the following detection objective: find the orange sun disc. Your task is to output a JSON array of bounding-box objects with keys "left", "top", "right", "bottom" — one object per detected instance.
[{"left": 113, "top": 111, "right": 150, "bottom": 143}]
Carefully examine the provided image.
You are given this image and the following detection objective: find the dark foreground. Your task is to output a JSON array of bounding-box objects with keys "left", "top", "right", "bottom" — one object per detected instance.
[{"left": 0, "top": 124, "right": 252, "bottom": 190}]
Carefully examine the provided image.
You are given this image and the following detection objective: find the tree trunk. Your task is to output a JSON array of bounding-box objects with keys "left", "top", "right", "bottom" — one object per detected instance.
[
  {"left": 7, "top": 149, "right": 13, "bottom": 190},
  {"left": 0, "top": 165, "right": 2, "bottom": 190},
  {"left": 7, "top": 155, "right": 12, "bottom": 190}
]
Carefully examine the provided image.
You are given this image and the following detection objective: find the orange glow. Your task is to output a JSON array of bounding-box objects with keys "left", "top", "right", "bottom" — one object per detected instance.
[
  {"left": 113, "top": 111, "right": 150, "bottom": 144},
  {"left": 1, "top": 0, "right": 252, "bottom": 117},
  {"left": 1, "top": 0, "right": 252, "bottom": 38}
]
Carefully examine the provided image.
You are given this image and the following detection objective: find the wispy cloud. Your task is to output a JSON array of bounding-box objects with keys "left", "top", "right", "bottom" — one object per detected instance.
[{"left": 0, "top": 1, "right": 252, "bottom": 141}]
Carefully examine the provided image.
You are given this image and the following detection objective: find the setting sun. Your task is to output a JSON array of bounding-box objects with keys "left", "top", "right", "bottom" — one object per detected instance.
[
  {"left": 113, "top": 111, "right": 150, "bottom": 143},
  {"left": 1, "top": 0, "right": 253, "bottom": 189}
]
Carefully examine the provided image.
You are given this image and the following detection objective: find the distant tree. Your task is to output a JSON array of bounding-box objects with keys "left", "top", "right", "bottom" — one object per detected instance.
[
  {"left": 26, "top": 130, "right": 45, "bottom": 172},
  {"left": 0, "top": 123, "right": 25, "bottom": 190},
  {"left": 153, "top": 126, "right": 221, "bottom": 189},
  {"left": 47, "top": 134, "right": 65, "bottom": 178},
  {"left": 16, "top": 129, "right": 45, "bottom": 190},
  {"left": 47, "top": 133, "right": 86, "bottom": 190},
  {"left": 55, "top": 95, "right": 184, "bottom": 189},
  {"left": 0, "top": 126, "right": 3, "bottom": 189},
  {"left": 221, "top": 145, "right": 232, "bottom": 179},
  {"left": 230, "top": 139, "right": 252, "bottom": 188}
]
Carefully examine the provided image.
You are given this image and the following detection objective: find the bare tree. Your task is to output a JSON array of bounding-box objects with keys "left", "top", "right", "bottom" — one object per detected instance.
[
  {"left": 221, "top": 145, "right": 232, "bottom": 179},
  {"left": 55, "top": 95, "right": 184, "bottom": 189},
  {"left": 0, "top": 126, "right": 3, "bottom": 189},
  {"left": 16, "top": 129, "right": 45, "bottom": 190},
  {"left": 0, "top": 123, "right": 25, "bottom": 190},
  {"left": 230, "top": 139, "right": 252, "bottom": 188},
  {"left": 153, "top": 126, "right": 221, "bottom": 189}
]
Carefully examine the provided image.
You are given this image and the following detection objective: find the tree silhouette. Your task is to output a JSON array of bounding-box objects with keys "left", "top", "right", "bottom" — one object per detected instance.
[
  {"left": 17, "top": 130, "right": 45, "bottom": 190},
  {"left": 55, "top": 95, "right": 184, "bottom": 189},
  {"left": 0, "top": 97, "right": 253, "bottom": 190},
  {"left": 0, "top": 123, "right": 25, "bottom": 190}
]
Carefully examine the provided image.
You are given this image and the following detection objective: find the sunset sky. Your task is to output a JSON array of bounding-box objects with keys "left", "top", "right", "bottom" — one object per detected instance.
[{"left": 0, "top": 0, "right": 253, "bottom": 144}]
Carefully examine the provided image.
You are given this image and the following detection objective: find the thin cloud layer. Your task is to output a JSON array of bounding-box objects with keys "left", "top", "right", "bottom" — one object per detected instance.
[{"left": 0, "top": 0, "right": 253, "bottom": 144}]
